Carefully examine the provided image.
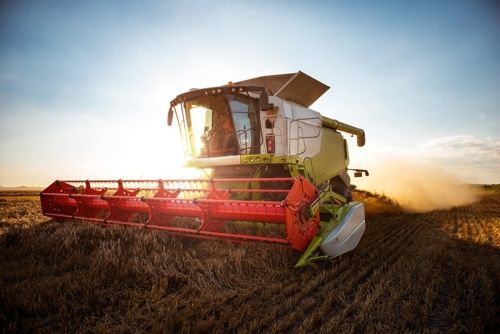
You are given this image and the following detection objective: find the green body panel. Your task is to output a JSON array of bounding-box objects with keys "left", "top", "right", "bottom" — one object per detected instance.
[{"left": 307, "top": 128, "right": 349, "bottom": 185}]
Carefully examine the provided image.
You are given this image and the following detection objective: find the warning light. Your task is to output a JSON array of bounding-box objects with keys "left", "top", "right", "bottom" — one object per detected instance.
[{"left": 266, "top": 134, "right": 275, "bottom": 154}]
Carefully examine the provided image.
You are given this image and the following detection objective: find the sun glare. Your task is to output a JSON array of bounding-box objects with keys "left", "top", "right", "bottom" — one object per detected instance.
[
  {"left": 151, "top": 120, "right": 206, "bottom": 180},
  {"left": 188, "top": 105, "right": 212, "bottom": 157}
]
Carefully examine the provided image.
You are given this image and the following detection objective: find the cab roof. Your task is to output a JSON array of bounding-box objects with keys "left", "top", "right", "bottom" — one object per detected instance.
[{"left": 234, "top": 71, "right": 330, "bottom": 108}]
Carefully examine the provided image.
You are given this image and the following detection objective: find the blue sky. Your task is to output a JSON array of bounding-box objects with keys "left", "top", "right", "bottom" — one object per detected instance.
[{"left": 1, "top": 0, "right": 499, "bottom": 186}]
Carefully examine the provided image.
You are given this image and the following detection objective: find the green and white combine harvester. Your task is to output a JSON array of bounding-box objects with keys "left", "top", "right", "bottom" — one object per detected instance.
[{"left": 40, "top": 71, "right": 368, "bottom": 266}]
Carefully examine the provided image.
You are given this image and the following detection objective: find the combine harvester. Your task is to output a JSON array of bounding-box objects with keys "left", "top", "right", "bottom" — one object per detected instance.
[{"left": 40, "top": 71, "right": 368, "bottom": 266}]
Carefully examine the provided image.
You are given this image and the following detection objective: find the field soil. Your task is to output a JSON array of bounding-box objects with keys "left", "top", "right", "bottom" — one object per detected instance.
[{"left": 0, "top": 188, "right": 499, "bottom": 333}]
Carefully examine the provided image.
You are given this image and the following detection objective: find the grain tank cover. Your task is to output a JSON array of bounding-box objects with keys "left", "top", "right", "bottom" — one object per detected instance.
[{"left": 234, "top": 71, "right": 330, "bottom": 107}]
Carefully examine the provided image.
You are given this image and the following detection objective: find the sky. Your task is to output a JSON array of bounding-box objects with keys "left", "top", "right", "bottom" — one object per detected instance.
[{"left": 0, "top": 0, "right": 499, "bottom": 187}]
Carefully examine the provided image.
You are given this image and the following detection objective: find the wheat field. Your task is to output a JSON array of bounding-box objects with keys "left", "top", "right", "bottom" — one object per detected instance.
[{"left": 0, "top": 188, "right": 498, "bottom": 333}]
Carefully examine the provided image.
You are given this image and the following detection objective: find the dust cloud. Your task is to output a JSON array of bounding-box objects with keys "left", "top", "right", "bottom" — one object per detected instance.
[{"left": 355, "top": 157, "right": 480, "bottom": 213}]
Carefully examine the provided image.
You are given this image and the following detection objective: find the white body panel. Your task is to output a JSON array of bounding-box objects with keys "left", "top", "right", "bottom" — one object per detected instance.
[
  {"left": 320, "top": 203, "right": 366, "bottom": 258},
  {"left": 260, "top": 96, "right": 322, "bottom": 159}
]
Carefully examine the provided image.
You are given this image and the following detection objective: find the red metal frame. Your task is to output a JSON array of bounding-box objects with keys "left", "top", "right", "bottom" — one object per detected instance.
[{"left": 40, "top": 177, "right": 320, "bottom": 252}]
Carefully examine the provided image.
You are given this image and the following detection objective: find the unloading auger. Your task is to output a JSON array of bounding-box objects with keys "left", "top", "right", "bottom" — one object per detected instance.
[{"left": 41, "top": 71, "right": 368, "bottom": 266}]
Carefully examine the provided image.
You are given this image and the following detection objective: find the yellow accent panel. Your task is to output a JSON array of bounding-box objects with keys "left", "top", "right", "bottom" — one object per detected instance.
[
  {"left": 185, "top": 154, "right": 302, "bottom": 169},
  {"left": 240, "top": 155, "right": 301, "bottom": 165},
  {"left": 309, "top": 128, "right": 347, "bottom": 184}
]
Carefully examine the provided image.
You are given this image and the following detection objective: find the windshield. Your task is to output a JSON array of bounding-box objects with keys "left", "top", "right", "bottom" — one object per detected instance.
[{"left": 182, "top": 94, "right": 260, "bottom": 158}]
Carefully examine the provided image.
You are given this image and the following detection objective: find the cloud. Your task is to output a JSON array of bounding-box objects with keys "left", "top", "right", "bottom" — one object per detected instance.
[{"left": 417, "top": 135, "right": 500, "bottom": 183}]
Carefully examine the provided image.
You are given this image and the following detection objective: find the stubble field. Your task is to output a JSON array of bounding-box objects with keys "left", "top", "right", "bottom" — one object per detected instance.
[{"left": 0, "top": 188, "right": 499, "bottom": 333}]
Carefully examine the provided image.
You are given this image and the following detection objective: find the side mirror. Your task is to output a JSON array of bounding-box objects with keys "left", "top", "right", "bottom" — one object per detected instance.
[
  {"left": 349, "top": 169, "right": 370, "bottom": 177},
  {"left": 259, "top": 91, "right": 269, "bottom": 111},
  {"left": 167, "top": 107, "right": 174, "bottom": 126}
]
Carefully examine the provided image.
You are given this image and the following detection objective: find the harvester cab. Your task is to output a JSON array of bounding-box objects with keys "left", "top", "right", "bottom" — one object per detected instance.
[{"left": 41, "top": 71, "right": 367, "bottom": 267}]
